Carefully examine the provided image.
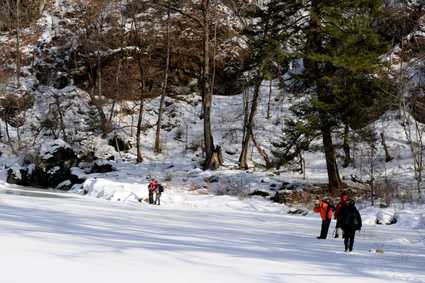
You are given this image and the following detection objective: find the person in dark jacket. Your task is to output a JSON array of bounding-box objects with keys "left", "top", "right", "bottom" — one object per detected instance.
[
  {"left": 340, "top": 200, "right": 362, "bottom": 252},
  {"left": 313, "top": 197, "right": 335, "bottom": 239},
  {"left": 334, "top": 193, "right": 349, "bottom": 238},
  {"left": 154, "top": 184, "right": 164, "bottom": 205}
]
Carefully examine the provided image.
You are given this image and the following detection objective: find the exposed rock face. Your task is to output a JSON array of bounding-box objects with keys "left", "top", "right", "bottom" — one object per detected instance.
[
  {"left": 410, "top": 93, "right": 425, "bottom": 123},
  {"left": 271, "top": 192, "right": 286, "bottom": 204},
  {"left": 109, "top": 136, "right": 131, "bottom": 152},
  {"left": 7, "top": 140, "right": 79, "bottom": 189},
  {"left": 90, "top": 160, "right": 115, "bottom": 174},
  {"left": 249, "top": 190, "right": 270, "bottom": 197}
]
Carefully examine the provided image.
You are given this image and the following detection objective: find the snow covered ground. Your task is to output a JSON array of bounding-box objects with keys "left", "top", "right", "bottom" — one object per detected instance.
[{"left": 1, "top": 178, "right": 424, "bottom": 283}]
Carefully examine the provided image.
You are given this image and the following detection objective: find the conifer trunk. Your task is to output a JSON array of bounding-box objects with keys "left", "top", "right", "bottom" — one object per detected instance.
[
  {"left": 309, "top": 0, "right": 342, "bottom": 194},
  {"left": 319, "top": 111, "right": 341, "bottom": 194},
  {"left": 343, "top": 124, "right": 352, "bottom": 168}
]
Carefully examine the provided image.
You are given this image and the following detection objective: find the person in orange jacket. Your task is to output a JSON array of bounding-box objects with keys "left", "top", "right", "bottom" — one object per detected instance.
[{"left": 314, "top": 197, "right": 335, "bottom": 239}]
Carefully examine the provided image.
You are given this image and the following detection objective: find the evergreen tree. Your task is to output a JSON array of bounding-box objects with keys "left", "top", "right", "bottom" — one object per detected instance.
[
  {"left": 270, "top": 0, "right": 392, "bottom": 193},
  {"left": 271, "top": 100, "right": 320, "bottom": 170}
]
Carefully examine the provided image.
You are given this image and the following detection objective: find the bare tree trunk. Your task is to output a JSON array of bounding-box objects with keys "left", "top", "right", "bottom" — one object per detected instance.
[
  {"left": 130, "top": 112, "right": 134, "bottom": 137},
  {"left": 299, "top": 152, "right": 306, "bottom": 180},
  {"left": 242, "top": 88, "right": 249, "bottom": 140},
  {"left": 154, "top": 1, "right": 171, "bottom": 153},
  {"left": 414, "top": 121, "right": 424, "bottom": 194},
  {"left": 108, "top": 57, "right": 122, "bottom": 123},
  {"left": 201, "top": 0, "right": 216, "bottom": 169},
  {"left": 55, "top": 99, "right": 67, "bottom": 142},
  {"left": 210, "top": 15, "right": 217, "bottom": 98},
  {"left": 239, "top": 77, "right": 262, "bottom": 169},
  {"left": 5, "top": 120, "right": 15, "bottom": 153},
  {"left": 5, "top": 120, "right": 10, "bottom": 142},
  {"left": 17, "top": 126, "right": 21, "bottom": 148},
  {"left": 266, "top": 80, "right": 272, "bottom": 120},
  {"left": 16, "top": 0, "right": 21, "bottom": 87},
  {"left": 108, "top": 101, "right": 116, "bottom": 122},
  {"left": 370, "top": 153, "right": 375, "bottom": 206},
  {"left": 136, "top": 97, "right": 144, "bottom": 163},
  {"left": 380, "top": 132, "right": 393, "bottom": 162},
  {"left": 251, "top": 132, "right": 272, "bottom": 168},
  {"left": 89, "top": 86, "right": 107, "bottom": 129}
]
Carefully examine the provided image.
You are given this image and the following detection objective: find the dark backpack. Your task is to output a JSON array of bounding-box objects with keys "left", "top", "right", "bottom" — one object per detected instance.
[
  {"left": 158, "top": 184, "right": 164, "bottom": 193},
  {"left": 344, "top": 209, "right": 359, "bottom": 228}
]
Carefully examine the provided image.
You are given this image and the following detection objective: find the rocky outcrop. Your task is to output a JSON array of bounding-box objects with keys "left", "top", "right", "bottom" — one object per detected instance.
[
  {"left": 7, "top": 139, "right": 79, "bottom": 189},
  {"left": 109, "top": 136, "right": 131, "bottom": 152},
  {"left": 90, "top": 160, "right": 115, "bottom": 174}
]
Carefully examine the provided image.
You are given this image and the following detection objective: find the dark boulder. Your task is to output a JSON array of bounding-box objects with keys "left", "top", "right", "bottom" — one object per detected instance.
[
  {"left": 249, "top": 190, "right": 270, "bottom": 198},
  {"left": 55, "top": 180, "right": 73, "bottom": 191},
  {"left": 70, "top": 167, "right": 87, "bottom": 184},
  {"left": 6, "top": 140, "right": 79, "bottom": 189},
  {"left": 91, "top": 160, "right": 115, "bottom": 173},
  {"left": 204, "top": 175, "right": 219, "bottom": 183},
  {"left": 7, "top": 166, "right": 29, "bottom": 186},
  {"left": 287, "top": 208, "right": 309, "bottom": 216},
  {"left": 108, "top": 136, "right": 131, "bottom": 152},
  {"left": 410, "top": 91, "right": 425, "bottom": 123},
  {"left": 271, "top": 192, "right": 286, "bottom": 204}
]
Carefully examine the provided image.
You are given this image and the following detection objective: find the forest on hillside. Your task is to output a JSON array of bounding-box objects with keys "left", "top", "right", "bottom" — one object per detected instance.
[{"left": 0, "top": 0, "right": 424, "bottom": 201}]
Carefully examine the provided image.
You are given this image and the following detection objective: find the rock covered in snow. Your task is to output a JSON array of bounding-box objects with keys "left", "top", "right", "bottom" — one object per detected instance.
[
  {"left": 205, "top": 175, "right": 219, "bottom": 183},
  {"left": 6, "top": 139, "right": 79, "bottom": 189},
  {"left": 362, "top": 207, "right": 398, "bottom": 225},
  {"left": 108, "top": 135, "right": 132, "bottom": 152},
  {"left": 271, "top": 191, "right": 286, "bottom": 204},
  {"left": 376, "top": 209, "right": 398, "bottom": 225},
  {"left": 55, "top": 180, "right": 72, "bottom": 190},
  {"left": 287, "top": 208, "right": 309, "bottom": 216},
  {"left": 91, "top": 160, "right": 116, "bottom": 174},
  {"left": 249, "top": 190, "right": 270, "bottom": 197}
]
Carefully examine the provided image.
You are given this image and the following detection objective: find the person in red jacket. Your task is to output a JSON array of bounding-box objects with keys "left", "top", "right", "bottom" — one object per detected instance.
[
  {"left": 334, "top": 193, "right": 349, "bottom": 238},
  {"left": 314, "top": 197, "right": 335, "bottom": 239},
  {"left": 148, "top": 178, "right": 158, "bottom": 204}
]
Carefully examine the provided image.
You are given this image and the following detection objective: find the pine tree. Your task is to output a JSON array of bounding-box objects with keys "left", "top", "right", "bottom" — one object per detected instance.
[
  {"left": 271, "top": 100, "right": 320, "bottom": 170},
  {"left": 270, "top": 0, "right": 392, "bottom": 193}
]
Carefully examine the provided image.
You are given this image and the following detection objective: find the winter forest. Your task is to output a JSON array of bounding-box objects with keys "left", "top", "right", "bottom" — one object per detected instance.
[{"left": 0, "top": 0, "right": 425, "bottom": 282}]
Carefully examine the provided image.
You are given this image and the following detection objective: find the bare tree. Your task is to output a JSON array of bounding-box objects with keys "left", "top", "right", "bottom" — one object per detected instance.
[
  {"left": 154, "top": 0, "right": 172, "bottom": 153},
  {"left": 400, "top": 97, "right": 425, "bottom": 195},
  {"left": 16, "top": 0, "right": 21, "bottom": 87}
]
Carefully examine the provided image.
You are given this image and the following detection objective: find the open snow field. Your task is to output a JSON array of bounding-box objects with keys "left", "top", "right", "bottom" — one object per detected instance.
[{"left": 0, "top": 180, "right": 424, "bottom": 283}]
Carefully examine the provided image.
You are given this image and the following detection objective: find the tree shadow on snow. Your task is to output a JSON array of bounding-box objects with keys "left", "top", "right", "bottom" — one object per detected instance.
[{"left": 0, "top": 201, "right": 423, "bottom": 282}]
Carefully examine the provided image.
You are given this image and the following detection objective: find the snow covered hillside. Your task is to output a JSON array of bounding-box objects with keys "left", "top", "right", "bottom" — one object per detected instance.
[
  {"left": 0, "top": 0, "right": 424, "bottom": 200},
  {"left": 0, "top": 181, "right": 424, "bottom": 283}
]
